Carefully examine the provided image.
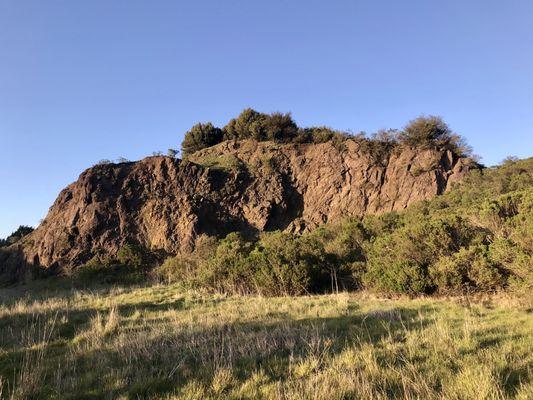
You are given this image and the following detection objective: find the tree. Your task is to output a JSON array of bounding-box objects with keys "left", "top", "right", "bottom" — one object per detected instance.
[
  {"left": 223, "top": 109, "right": 298, "bottom": 142},
  {"left": 262, "top": 112, "right": 298, "bottom": 142},
  {"left": 181, "top": 123, "right": 224, "bottom": 156},
  {"left": 223, "top": 108, "right": 268, "bottom": 140}
]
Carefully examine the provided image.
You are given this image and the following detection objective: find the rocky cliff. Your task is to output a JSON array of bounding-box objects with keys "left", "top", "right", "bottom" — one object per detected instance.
[{"left": 3, "top": 139, "right": 477, "bottom": 272}]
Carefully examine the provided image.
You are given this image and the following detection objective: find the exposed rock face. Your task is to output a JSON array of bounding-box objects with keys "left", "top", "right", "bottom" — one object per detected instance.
[{"left": 6, "top": 139, "right": 477, "bottom": 271}]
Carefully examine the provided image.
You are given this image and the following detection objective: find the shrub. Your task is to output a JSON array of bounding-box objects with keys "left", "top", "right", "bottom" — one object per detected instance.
[
  {"left": 117, "top": 243, "right": 146, "bottom": 268},
  {"left": 298, "top": 126, "right": 351, "bottom": 146},
  {"left": 311, "top": 219, "right": 368, "bottom": 290},
  {"left": 154, "top": 235, "right": 218, "bottom": 285},
  {"left": 249, "top": 232, "right": 327, "bottom": 296},
  {"left": 430, "top": 245, "right": 504, "bottom": 293},
  {"left": 223, "top": 109, "right": 298, "bottom": 142},
  {"left": 76, "top": 254, "right": 146, "bottom": 285},
  {"left": 0, "top": 225, "right": 34, "bottom": 247},
  {"left": 223, "top": 108, "right": 267, "bottom": 140},
  {"left": 262, "top": 112, "right": 298, "bottom": 142},
  {"left": 155, "top": 253, "right": 199, "bottom": 285},
  {"left": 198, "top": 232, "right": 254, "bottom": 294},
  {"left": 181, "top": 122, "right": 224, "bottom": 156},
  {"left": 364, "top": 235, "right": 431, "bottom": 295},
  {"left": 362, "top": 216, "right": 486, "bottom": 295},
  {"left": 399, "top": 115, "right": 472, "bottom": 156}
]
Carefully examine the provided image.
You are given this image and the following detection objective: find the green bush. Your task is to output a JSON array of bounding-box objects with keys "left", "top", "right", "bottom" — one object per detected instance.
[
  {"left": 362, "top": 216, "right": 487, "bottom": 295},
  {"left": 223, "top": 108, "right": 267, "bottom": 140},
  {"left": 310, "top": 219, "right": 368, "bottom": 290},
  {"left": 366, "top": 258, "right": 430, "bottom": 295},
  {"left": 249, "top": 232, "right": 327, "bottom": 296},
  {"left": 398, "top": 115, "right": 472, "bottom": 156},
  {"left": 223, "top": 109, "right": 298, "bottom": 142},
  {"left": 430, "top": 245, "right": 504, "bottom": 293},
  {"left": 117, "top": 243, "right": 146, "bottom": 268},
  {"left": 199, "top": 232, "right": 254, "bottom": 294},
  {"left": 155, "top": 232, "right": 329, "bottom": 296},
  {"left": 155, "top": 253, "right": 199, "bottom": 285},
  {"left": 181, "top": 122, "right": 224, "bottom": 156}
]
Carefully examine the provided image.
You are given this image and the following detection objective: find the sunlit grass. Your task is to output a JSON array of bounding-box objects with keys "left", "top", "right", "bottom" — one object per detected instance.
[{"left": 0, "top": 281, "right": 532, "bottom": 399}]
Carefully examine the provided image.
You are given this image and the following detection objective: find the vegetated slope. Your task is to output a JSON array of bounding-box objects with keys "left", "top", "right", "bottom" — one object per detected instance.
[
  {"left": 1, "top": 138, "right": 475, "bottom": 277},
  {"left": 0, "top": 284, "right": 531, "bottom": 398}
]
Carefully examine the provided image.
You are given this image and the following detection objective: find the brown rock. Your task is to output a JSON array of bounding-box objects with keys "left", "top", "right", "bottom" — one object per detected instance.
[{"left": 9, "top": 139, "right": 478, "bottom": 271}]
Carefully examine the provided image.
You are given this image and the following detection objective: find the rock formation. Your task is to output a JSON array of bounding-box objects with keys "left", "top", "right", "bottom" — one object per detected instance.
[{"left": 2, "top": 139, "right": 477, "bottom": 273}]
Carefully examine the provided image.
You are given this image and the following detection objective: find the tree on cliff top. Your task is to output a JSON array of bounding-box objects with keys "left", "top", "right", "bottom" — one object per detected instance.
[
  {"left": 399, "top": 115, "right": 472, "bottom": 156},
  {"left": 181, "top": 122, "right": 224, "bottom": 156},
  {"left": 223, "top": 109, "right": 298, "bottom": 142}
]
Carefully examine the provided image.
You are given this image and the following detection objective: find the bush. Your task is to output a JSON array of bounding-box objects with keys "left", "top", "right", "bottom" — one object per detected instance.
[
  {"left": 181, "top": 122, "right": 224, "bottom": 156},
  {"left": 223, "top": 108, "right": 267, "bottom": 140},
  {"left": 261, "top": 112, "right": 298, "bottom": 142},
  {"left": 117, "top": 243, "right": 147, "bottom": 268},
  {"left": 399, "top": 115, "right": 472, "bottom": 156},
  {"left": 310, "top": 219, "right": 368, "bottom": 290},
  {"left": 155, "top": 253, "right": 199, "bottom": 285},
  {"left": 363, "top": 234, "right": 431, "bottom": 295},
  {"left": 363, "top": 216, "right": 486, "bottom": 295},
  {"left": 249, "top": 232, "right": 327, "bottom": 296},
  {"left": 365, "top": 257, "right": 431, "bottom": 295},
  {"left": 0, "top": 225, "right": 34, "bottom": 248},
  {"left": 155, "top": 232, "right": 329, "bottom": 296},
  {"left": 199, "top": 232, "right": 254, "bottom": 294},
  {"left": 430, "top": 245, "right": 504, "bottom": 293},
  {"left": 223, "top": 109, "right": 298, "bottom": 142},
  {"left": 177, "top": 110, "right": 477, "bottom": 159},
  {"left": 297, "top": 126, "right": 351, "bottom": 146}
]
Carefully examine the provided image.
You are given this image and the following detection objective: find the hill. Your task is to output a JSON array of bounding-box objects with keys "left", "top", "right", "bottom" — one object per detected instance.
[{"left": 0, "top": 138, "right": 476, "bottom": 279}]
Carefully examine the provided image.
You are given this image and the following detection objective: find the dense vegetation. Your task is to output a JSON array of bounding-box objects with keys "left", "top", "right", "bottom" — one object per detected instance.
[
  {"left": 153, "top": 157, "right": 532, "bottom": 299},
  {"left": 181, "top": 109, "right": 473, "bottom": 157}
]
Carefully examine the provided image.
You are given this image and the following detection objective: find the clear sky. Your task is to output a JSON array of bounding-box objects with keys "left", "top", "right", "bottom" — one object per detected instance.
[{"left": 1, "top": 0, "right": 532, "bottom": 238}]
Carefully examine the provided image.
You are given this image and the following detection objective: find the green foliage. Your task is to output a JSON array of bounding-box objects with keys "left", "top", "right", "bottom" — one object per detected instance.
[
  {"left": 430, "top": 245, "right": 504, "bottom": 294},
  {"left": 297, "top": 126, "right": 351, "bottom": 147},
  {"left": 223, "top": 109, "right": 298, "bottom": 142},
  {"left": 0, "top": 225, "right": 34, "bottom": 248},
  {"left": 178, "top": 111, "right": 478, "bottom": 161},
  {"left": 223, "top": 108, "right": 267, "bottom": 140},
  {"left": 192, "top": 153, "right": 247, "bottom": 172},
  {"left": 363, "top": 215, "right": 487, "bottom": 295},
  {"left": 116, "top": 243, "right": 146, "bottom": 268},
  {"left": 75, "top": 243, "right": 152, "bottom": 284},
  {"left": 398, "top": 115, "right": 472, "bottom": 156},
  {"left": 181, "top": 122, "right": 224, "bottom": 156},
  {"left": 151, "top": 158, "right": 532, "bottom": 297},
  {"left": 249, "top": 232, "right": 327, "bottom": 295},
  {"left": 156, "top": 232, "right": 329, "bottom": 296}
]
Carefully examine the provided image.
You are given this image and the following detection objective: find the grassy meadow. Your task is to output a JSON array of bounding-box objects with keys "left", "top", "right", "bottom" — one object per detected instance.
[{"left": 0, "top": 280, "right": 531, "bottom": 399}]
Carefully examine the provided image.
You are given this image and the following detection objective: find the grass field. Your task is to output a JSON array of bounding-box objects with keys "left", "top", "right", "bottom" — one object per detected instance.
[{"left": 0, "top": 281, "right": 532, "bottom": 399}]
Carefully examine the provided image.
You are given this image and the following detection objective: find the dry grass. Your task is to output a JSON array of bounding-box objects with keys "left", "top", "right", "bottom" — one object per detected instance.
[{"left": 0, "top": 281, "right": 531, "bottom": 399}]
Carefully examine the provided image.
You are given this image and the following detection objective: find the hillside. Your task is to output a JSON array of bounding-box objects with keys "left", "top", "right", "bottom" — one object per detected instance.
[{"left": 0, "top": 138, "right": 477, "bottom": 277}]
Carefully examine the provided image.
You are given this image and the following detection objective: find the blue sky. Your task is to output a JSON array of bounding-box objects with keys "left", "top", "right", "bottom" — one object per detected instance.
[{"left": 1, "top": 0, "right": 532, "bottom": 238}]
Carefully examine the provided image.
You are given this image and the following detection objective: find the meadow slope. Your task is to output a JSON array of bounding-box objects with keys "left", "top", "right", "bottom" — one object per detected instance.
[{"left": 0, "top": 281, "right": 531, "bottom": 399}]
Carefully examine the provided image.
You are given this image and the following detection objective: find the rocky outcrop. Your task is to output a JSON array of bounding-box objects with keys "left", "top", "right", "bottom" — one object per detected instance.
[{"left": 6, "top": 139, "right": 477, "bottom": 271}]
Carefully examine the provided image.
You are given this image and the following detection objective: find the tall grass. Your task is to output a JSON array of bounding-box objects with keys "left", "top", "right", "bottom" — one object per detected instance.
[{"left": 0, "top": 282, "right": 531, "bottom": 399}]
